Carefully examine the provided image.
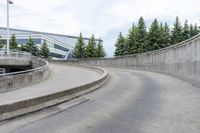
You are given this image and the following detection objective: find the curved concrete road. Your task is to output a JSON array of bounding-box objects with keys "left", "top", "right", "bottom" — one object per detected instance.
[
  {"left": 0, "top": 68, "right": 200, "bottom": 133},
  {"left": 0, "top": 63, "right": 101, "bottom": 105}
]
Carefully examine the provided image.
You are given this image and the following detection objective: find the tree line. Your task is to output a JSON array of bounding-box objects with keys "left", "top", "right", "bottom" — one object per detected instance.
[
  {"left": 0, "top": 34, "right": 50, "bottom": 59},
  {"left": 73, "top": 33, "right": 106, "bottom": 58},
  {"left": 115, "top": 16, "right": 200, "bottom": 56}
]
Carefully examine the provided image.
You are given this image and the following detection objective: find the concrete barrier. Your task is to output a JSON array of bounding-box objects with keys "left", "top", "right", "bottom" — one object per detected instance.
[
  {"left": 0, "top": 56, "right": 49, "bottom": 92},
  {"left": 67, "top": 34, "right": 200, "bottom": 87},
  {"left": 0, "top": 63, "right": 109, "bottom": 121}
]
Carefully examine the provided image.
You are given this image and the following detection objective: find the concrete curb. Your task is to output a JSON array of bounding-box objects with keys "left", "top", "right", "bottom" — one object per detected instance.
[{"left": 0, "top": 63, "right": 109, "bottom": 122}]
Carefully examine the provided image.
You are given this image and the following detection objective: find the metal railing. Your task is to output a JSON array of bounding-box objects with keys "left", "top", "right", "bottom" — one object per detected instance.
[
  {"left": 0, "top": 48, "right": 31, "bottom": 60},
  {"left": 0, "top": 49, "right": 49, "bottom": 77}
]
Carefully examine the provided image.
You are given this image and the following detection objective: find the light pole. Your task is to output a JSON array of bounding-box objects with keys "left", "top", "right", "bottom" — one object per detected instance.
[{"left": 6, "top": 0, "right": 13, "bottom": 53}]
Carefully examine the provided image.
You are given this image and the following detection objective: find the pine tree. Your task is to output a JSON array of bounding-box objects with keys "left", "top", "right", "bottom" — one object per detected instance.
[
  {"left": 85, "top": 34, "right": 97, "bottom": 58},
  {"left": 147, "top": 19, "right": 161, "bottom": 51},
  {"left": 114, "top": 32, "right": 126, "bottom": 56},
  {"left": 196, "top": 24, "right": 200, "bottom": 33},
  {"left": 9, "top": 34, "right": 18, "bottom": 49},
  {"left": 135, "top": 16, "right": 147, "bottom": 53},
  {"left": 126, "top": 23, "right": 137, "bottom": 54},
  {"left": 73, "top": 33, "right": 86, "bottom": 58},
  {"left": 96, "top": 40, "right": 106, "bottom": 57},
  {"left": 163, "top": 22, "right": 171, "bottom": 47},
  {"left": 115, "top": 17, "right": 200, "bottom": 56},
  {"left": 159, "top": 22, "right": 171, "bottom": 48},
  {"left": 193, "top": 23, "right": 199, "bottom": 36},
  {"left": 40, "top": 40, "right": 49, "bottom": 59},
  {"left": 0, "top": 36, "right": 3, "bottom": 48},
  {"left": 171, "top": 17, "right": 182, "bottom": 44},
  {"left": 189, "top": 24, "right": 199, "bottom": 37},
  {"left": 190, "top": 24, "right": 194, "bottom": 37},
  {"left": 182, "top": 20, "right": 190, "bottom": 40},
  {"left": 158, "top": 23, "right": 165, "bottom": 48},
  {"left": 22, "top": 37, "right": 39, "bottom": 56}
]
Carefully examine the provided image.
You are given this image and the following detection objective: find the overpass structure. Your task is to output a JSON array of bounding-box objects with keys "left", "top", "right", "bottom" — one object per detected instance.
[
  {"left": 0, "top": 34, "right": 199, "bottom": 133},
  {"left": 0, "top": 48, "right": 31, "bottom": 67}
]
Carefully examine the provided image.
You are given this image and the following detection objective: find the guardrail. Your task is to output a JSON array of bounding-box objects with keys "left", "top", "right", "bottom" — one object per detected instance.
[{"left": 0, "top": 48, "right": 31, "bottom": 60}]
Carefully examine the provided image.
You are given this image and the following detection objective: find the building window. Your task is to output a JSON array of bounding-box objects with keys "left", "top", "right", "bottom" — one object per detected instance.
[
  {"left": 0, "top": 38, "right": 41, "bottom": 45},
  {"left": 49, "top": 52, "right": 64, "bottom": 59},
  {"left": 0, "top": 39, "right": 7, "bottom": 44},
  {"left": 54, "top": 44, "right": 69, "bottom": 52},
  {"left": 17, "top": 39, "right": 41, "bottom": 44}
]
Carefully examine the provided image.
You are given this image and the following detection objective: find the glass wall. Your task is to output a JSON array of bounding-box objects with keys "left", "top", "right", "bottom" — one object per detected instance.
[
  {"left": 49, "top": 52, "right": 64, "bottom": 59},
  {"left": 54, "top": 44, "right": 70, "bottom": 52},
  {"left": 0, "top": 39, "right": 6, "bottom": 44},
  {"left": 17, "top": 39, "right": 41, "bottom": 45},
  {"left": 0, "top": 39, "right": 41, "bottom": 45}
]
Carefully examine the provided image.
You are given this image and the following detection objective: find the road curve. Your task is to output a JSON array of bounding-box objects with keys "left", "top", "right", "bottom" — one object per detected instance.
[
  {"left": 0, "top": 62, "right": 101, "bottom": 106},
  {"left": 0, "top": 68, "right": 200, "bottom": 133}
]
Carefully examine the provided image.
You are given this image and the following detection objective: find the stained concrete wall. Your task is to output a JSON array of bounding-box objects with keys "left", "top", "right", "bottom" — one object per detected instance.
[
  {"left": 67, "top": 34, "right": 200, "bottom": 87},
  {"left": 0, "top": 57, "right": 49, "bottom": 92}
]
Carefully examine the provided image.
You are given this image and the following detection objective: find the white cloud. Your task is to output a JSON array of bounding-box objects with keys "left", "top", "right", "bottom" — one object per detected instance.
[{"left": 0, "top": 0, "right": 200, "bottom": 57}]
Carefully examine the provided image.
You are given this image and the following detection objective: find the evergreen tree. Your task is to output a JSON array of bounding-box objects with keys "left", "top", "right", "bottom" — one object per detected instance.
[
  {"left": 171, "top": 17, "right": 182, "bottom": 44},
  {"left": 159, "top": 22, "right": 171, "bottom": 48},
  {"left": 114, "top": 16, "right": 199, "bottom": 56},
  {"left": 196, "top": 24, "right": 200, "bottom": 33},
  {"left": 163, "top": 22, "right": 171, "bottom": 47},
  {"left": 126, "top": 23, "right": 137, "bottom": 54},
  {"left": 189, "top": 24, "right": 199, "bottom": 37},
  {"left": 0, "top": 36, "right": 3, "bottom": 48},
  {"left": 193, "top": 23, "right": 199, "bottom": 36},
  {"left": 158, "top": 23, "right": 165, "bottom": 48},
  {"left": 96, "top": 40, "right": 106, "bottom": 57},
  {"left": 135, "top": 17, "right": 147, "bottom": 53},
  {"left": 190, "top": 24, "right": 195, "bottom": 37},
  {"left": 40, "top": 40, "right": 49, "bottom": 59},
  {"left": 85, "top": 34, "right": 97, "bottom": 58},
  {"left": 182, "top": 20, "right": 190, "bottom": 40},
  {"left": 147, "top": 19, "right": 161, "bottom": 51},
  {"left": 73, "top": 33, "right": 86, "bottom": 58},
  {"left": 22, "top": 37, "right": 39, "bottom": 56},
  {"left": 9, "top": 34, "right": 18, "bottom": 49},
  {"left": 114, "top": 32, "right": 126, "bottom": 56}
]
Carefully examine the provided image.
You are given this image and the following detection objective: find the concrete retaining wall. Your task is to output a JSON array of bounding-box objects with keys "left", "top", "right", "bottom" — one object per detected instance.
[
  {"left": 0, "top": 64, "right": 109, "bottom": 121},
  {"left": 67, "top": 34, "right": 200, "bottom": 87},
  {"left": 0, "top": 56, "right": 49, "bottom": 92}
]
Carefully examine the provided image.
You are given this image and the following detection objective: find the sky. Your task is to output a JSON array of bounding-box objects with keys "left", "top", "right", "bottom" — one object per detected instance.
[{"left": 0, "top": 0, "right": 199, "bottom": 57}]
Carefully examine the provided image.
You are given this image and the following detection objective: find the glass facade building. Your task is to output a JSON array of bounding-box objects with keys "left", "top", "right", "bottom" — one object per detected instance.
[{"left": 0, "top": 27, "right": 102, "bottom": 60}]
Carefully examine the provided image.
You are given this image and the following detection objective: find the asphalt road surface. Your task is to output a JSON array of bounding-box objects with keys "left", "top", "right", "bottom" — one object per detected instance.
[{"left": 0, "top": 68, "right": 199, "bottom": 133}]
